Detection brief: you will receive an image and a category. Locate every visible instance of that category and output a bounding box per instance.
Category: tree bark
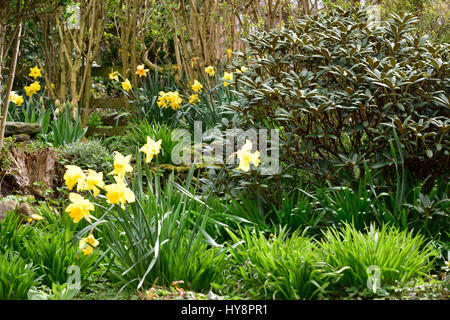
[0,21,22,149]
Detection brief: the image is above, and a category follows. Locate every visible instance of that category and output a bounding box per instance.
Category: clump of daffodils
[156,91,182,110]
[62,137,164,256]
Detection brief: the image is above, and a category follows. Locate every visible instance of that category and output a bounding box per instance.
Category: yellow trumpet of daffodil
[64,165,86,191]
[65,193,94,223]
[104,176,136,209]
[29,65,42,79]
[139,136,162,163]
[191,80,203,93]
[204,66,215,77]
[136,64,149,77]
[109,151,133,179]
[79,234,99,256]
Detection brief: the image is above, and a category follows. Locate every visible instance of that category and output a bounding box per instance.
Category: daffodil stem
[184,165,225,266]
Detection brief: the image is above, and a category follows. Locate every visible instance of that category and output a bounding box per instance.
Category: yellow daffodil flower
[109,70,119,81]
[45,82,55,90]
[64,165,86,191]
[121,78,132,92]
[236,66,247,73]
[109,152,133,179]
[80,169,105,198]
[136,64,149,77]
[65,193,94,223]
[157,91,182,110]
[189,94,200,105]
[82,245,94,255]
[223,72,233,87]
[31,213,44,221]
[226,48,232,59]
[157,91,167,108]
[79,234,99,255]
[24,81,41,97]
[236,139,260,172]
[139,136,162,163]
[27,213,44,223]
[191,80,203,93]
[29,66,42,79]
[104,176,136,209]
[24,85,34,97]
[204,66,215,77]
[9,91,24,106]
[169,91,182,110]
[30,81,41,92]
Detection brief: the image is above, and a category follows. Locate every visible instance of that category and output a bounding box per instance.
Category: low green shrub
[226,227,343,299]
[319,223,438,293]
[318,181,376,230]
[48,102,87,147]
[58,139,114,173]
[27,283,80,300]
[0,252,40,300]
[233,5,449,182]
[23,227,97,287]
[0,209,33,255]
[224,187,324,234]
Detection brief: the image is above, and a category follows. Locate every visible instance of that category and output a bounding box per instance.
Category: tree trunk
[0,21,22,149]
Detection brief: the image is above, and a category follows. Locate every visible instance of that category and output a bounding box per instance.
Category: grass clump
[319,223,438,293]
